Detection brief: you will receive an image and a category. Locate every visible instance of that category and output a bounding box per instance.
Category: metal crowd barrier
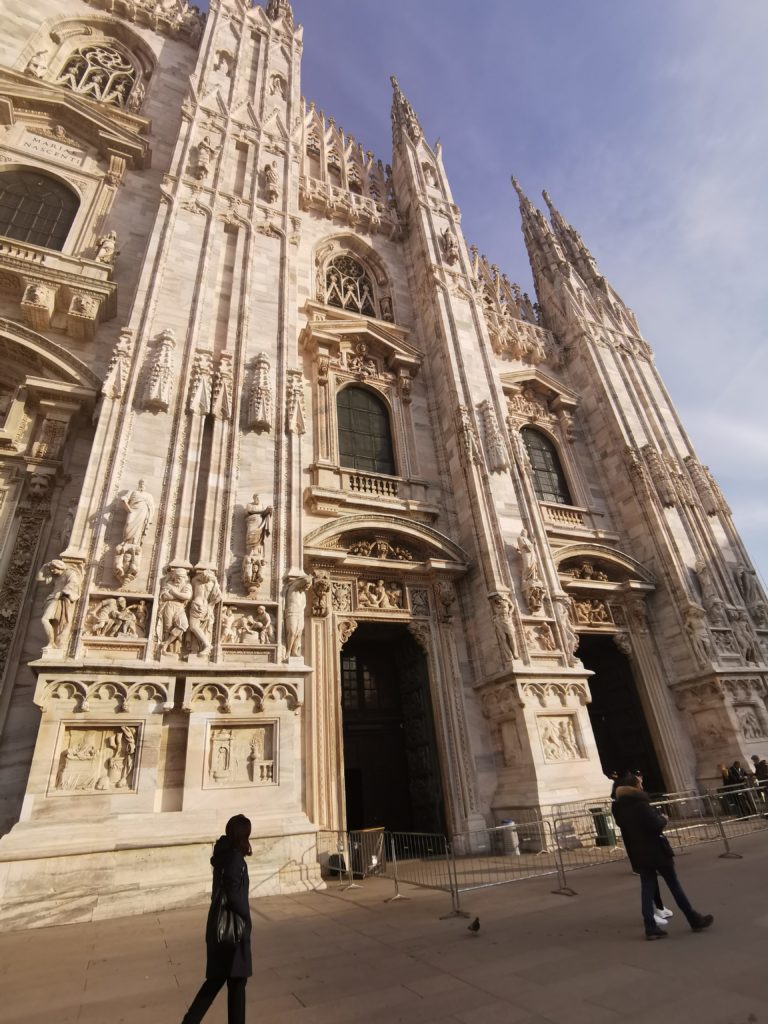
[316,784,768,910]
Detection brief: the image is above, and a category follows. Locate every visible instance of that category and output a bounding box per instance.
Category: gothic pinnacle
[390,75,423,144]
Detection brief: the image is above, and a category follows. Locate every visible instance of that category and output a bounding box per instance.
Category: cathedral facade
[0,0,766,927]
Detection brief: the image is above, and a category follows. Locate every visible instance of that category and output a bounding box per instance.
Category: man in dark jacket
[613,774,713,940]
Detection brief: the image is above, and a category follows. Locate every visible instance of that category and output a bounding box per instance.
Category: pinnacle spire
[390,75,423,145]
[266,0,294,28]
[541,188,605,289]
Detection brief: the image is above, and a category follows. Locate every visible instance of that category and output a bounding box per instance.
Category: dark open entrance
[578,634,666,794]
[340,622,446,834]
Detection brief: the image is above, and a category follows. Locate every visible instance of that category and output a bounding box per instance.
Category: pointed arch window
[57,45,137,108]
[0,170,79,251]
[521,427,572,505]
[324,254,377,317]
[337,385,395,475]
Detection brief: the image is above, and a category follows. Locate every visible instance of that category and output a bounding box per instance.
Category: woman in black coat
[181,814,253,1023]
[613,776,712,940]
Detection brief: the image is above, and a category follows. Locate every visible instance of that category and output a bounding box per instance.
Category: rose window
[57,46,137,108]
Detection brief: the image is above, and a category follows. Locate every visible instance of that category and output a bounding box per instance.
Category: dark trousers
[181,976,247,1024]
[639,863,697,933]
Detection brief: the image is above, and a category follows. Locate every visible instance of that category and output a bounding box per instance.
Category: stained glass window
[522,427,573,504]
[337,385,395,475]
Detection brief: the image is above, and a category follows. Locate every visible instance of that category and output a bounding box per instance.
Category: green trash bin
[589,806,617,847]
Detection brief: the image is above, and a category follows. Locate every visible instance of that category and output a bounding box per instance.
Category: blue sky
[291,2,768,581]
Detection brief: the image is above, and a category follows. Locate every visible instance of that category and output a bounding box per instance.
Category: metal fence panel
[449,821,558,893]
[384,831,452,892]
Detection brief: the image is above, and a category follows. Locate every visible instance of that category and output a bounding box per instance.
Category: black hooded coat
[204,835,252,979]
[612,785,674,871]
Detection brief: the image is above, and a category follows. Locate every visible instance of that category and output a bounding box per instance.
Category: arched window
[0,170,79,251]
[324,254,376,317]
[337,385,395,475]
[521,427,572,504]
[57,44,137,108]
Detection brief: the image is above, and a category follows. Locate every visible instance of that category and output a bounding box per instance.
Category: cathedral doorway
[578,634,666,794]
[339,622,446,834]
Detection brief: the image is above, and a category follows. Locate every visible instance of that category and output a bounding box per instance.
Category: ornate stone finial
[143,328,176,412]
[511,175,524,198]
[390,74,423,144]
[266,0,294,28]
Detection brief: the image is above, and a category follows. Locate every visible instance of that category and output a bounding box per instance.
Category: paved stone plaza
[3,832,767,1024]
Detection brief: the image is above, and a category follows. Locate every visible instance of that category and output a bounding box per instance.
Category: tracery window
[325,255,376,317]
[57,45,137,108]
[521,427,573,505]
[0,170,79,251]
[337,385,395,475]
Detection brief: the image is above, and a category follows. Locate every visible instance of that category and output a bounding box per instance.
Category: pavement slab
[2,832,768,1023]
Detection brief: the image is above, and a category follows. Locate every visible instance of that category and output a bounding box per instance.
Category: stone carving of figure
[220,605,237,643]
[187,568,222,655]
[97,726,136,790]
[242,495,272,596]
[490,593,517,663]
[156,564,193,655]
[263,160,279,202]
[693,559,727,625]
[114,542,140,584]
[553,594,579,664]
[95,230,119,265]
[540,720,561,761]
[284,574,312,659]
[121,480,155,547]
[195,135,219,180]
[25,50,49,78]
[557,718,580,759]
[517,527,545,613]
[244,495,272,560]
[685,605,712,669]
[436,580,457,620]
[439,227,459,265]
[126,79,145,113]
[312,571,331,616]
[60,500,77,549]
[144,329,176,413]
[735,563,768,626]
[38,560,83,649]
[357,579,402,610]
[238,606,274,644]
[729,609,758,665]
[738,707,763,740]
[532,623,557,651]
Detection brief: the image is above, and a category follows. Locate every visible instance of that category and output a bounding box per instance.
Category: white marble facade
[0,0,765,929]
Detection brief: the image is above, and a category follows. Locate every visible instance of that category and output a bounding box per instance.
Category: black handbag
[214,869,246,946]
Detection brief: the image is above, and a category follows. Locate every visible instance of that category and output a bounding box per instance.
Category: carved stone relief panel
[331,581,352,612]
[220,603,277,646]
[205,722,276,788]
[356,578,404,611]
[84,595,149,638]
[735,705,765,741]
[572,598,613,627]
[537,715,583,762]
[52,724,139,794]
[409,587,429,617]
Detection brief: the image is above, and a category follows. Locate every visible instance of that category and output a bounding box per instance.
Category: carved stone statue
[439,227,459,265]
[126,79,145,113]
[284,574,312,659]
[144,329,176,413]
[95,230,119,265]
[156,564,192,655]
[517,528,545,613]
[121,480,155,547]
[263,160,279,203]
[187,569,222,655]
[87,596,144,638]
[312,570,331,616]
[25,51,49,79]
[38,560,83,649]
[685,605,712,668]
[194,135,219,180]
[237,606,274,644]
[729,608,758,665]
[693,559,727,625]
[114,542,140,584]
[242,495,272,596]
[490,593,517,663]
[735,563,768,626]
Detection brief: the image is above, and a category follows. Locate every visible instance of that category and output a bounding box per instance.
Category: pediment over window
[500,368,579,410]
[0,72,150,169]
[555,543,655,590]
[304,514,470,574]
[300,301,421,378]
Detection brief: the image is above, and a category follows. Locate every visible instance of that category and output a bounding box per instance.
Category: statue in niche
[60,500,77,549]
[242,495,272,596]
[735,563,768,626]
[194,135,219,180]
[693,559,727,625]
[156,565,192,655]
[25,50,49,78]
[114,542,139,584]
[729,609,758,664]
[284,574,313,659]
[94,230,119,265]
[439,227,459,265]
[263,161,279,203]
[517,528,545,613]
[490,593,517,662]
[187,568,222,655]
[38,560,83,649]
[121,480,154,547]
[685,605,712,668]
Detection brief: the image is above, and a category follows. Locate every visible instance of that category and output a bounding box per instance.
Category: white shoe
[653,913,669,928]
[657,908,674,919]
